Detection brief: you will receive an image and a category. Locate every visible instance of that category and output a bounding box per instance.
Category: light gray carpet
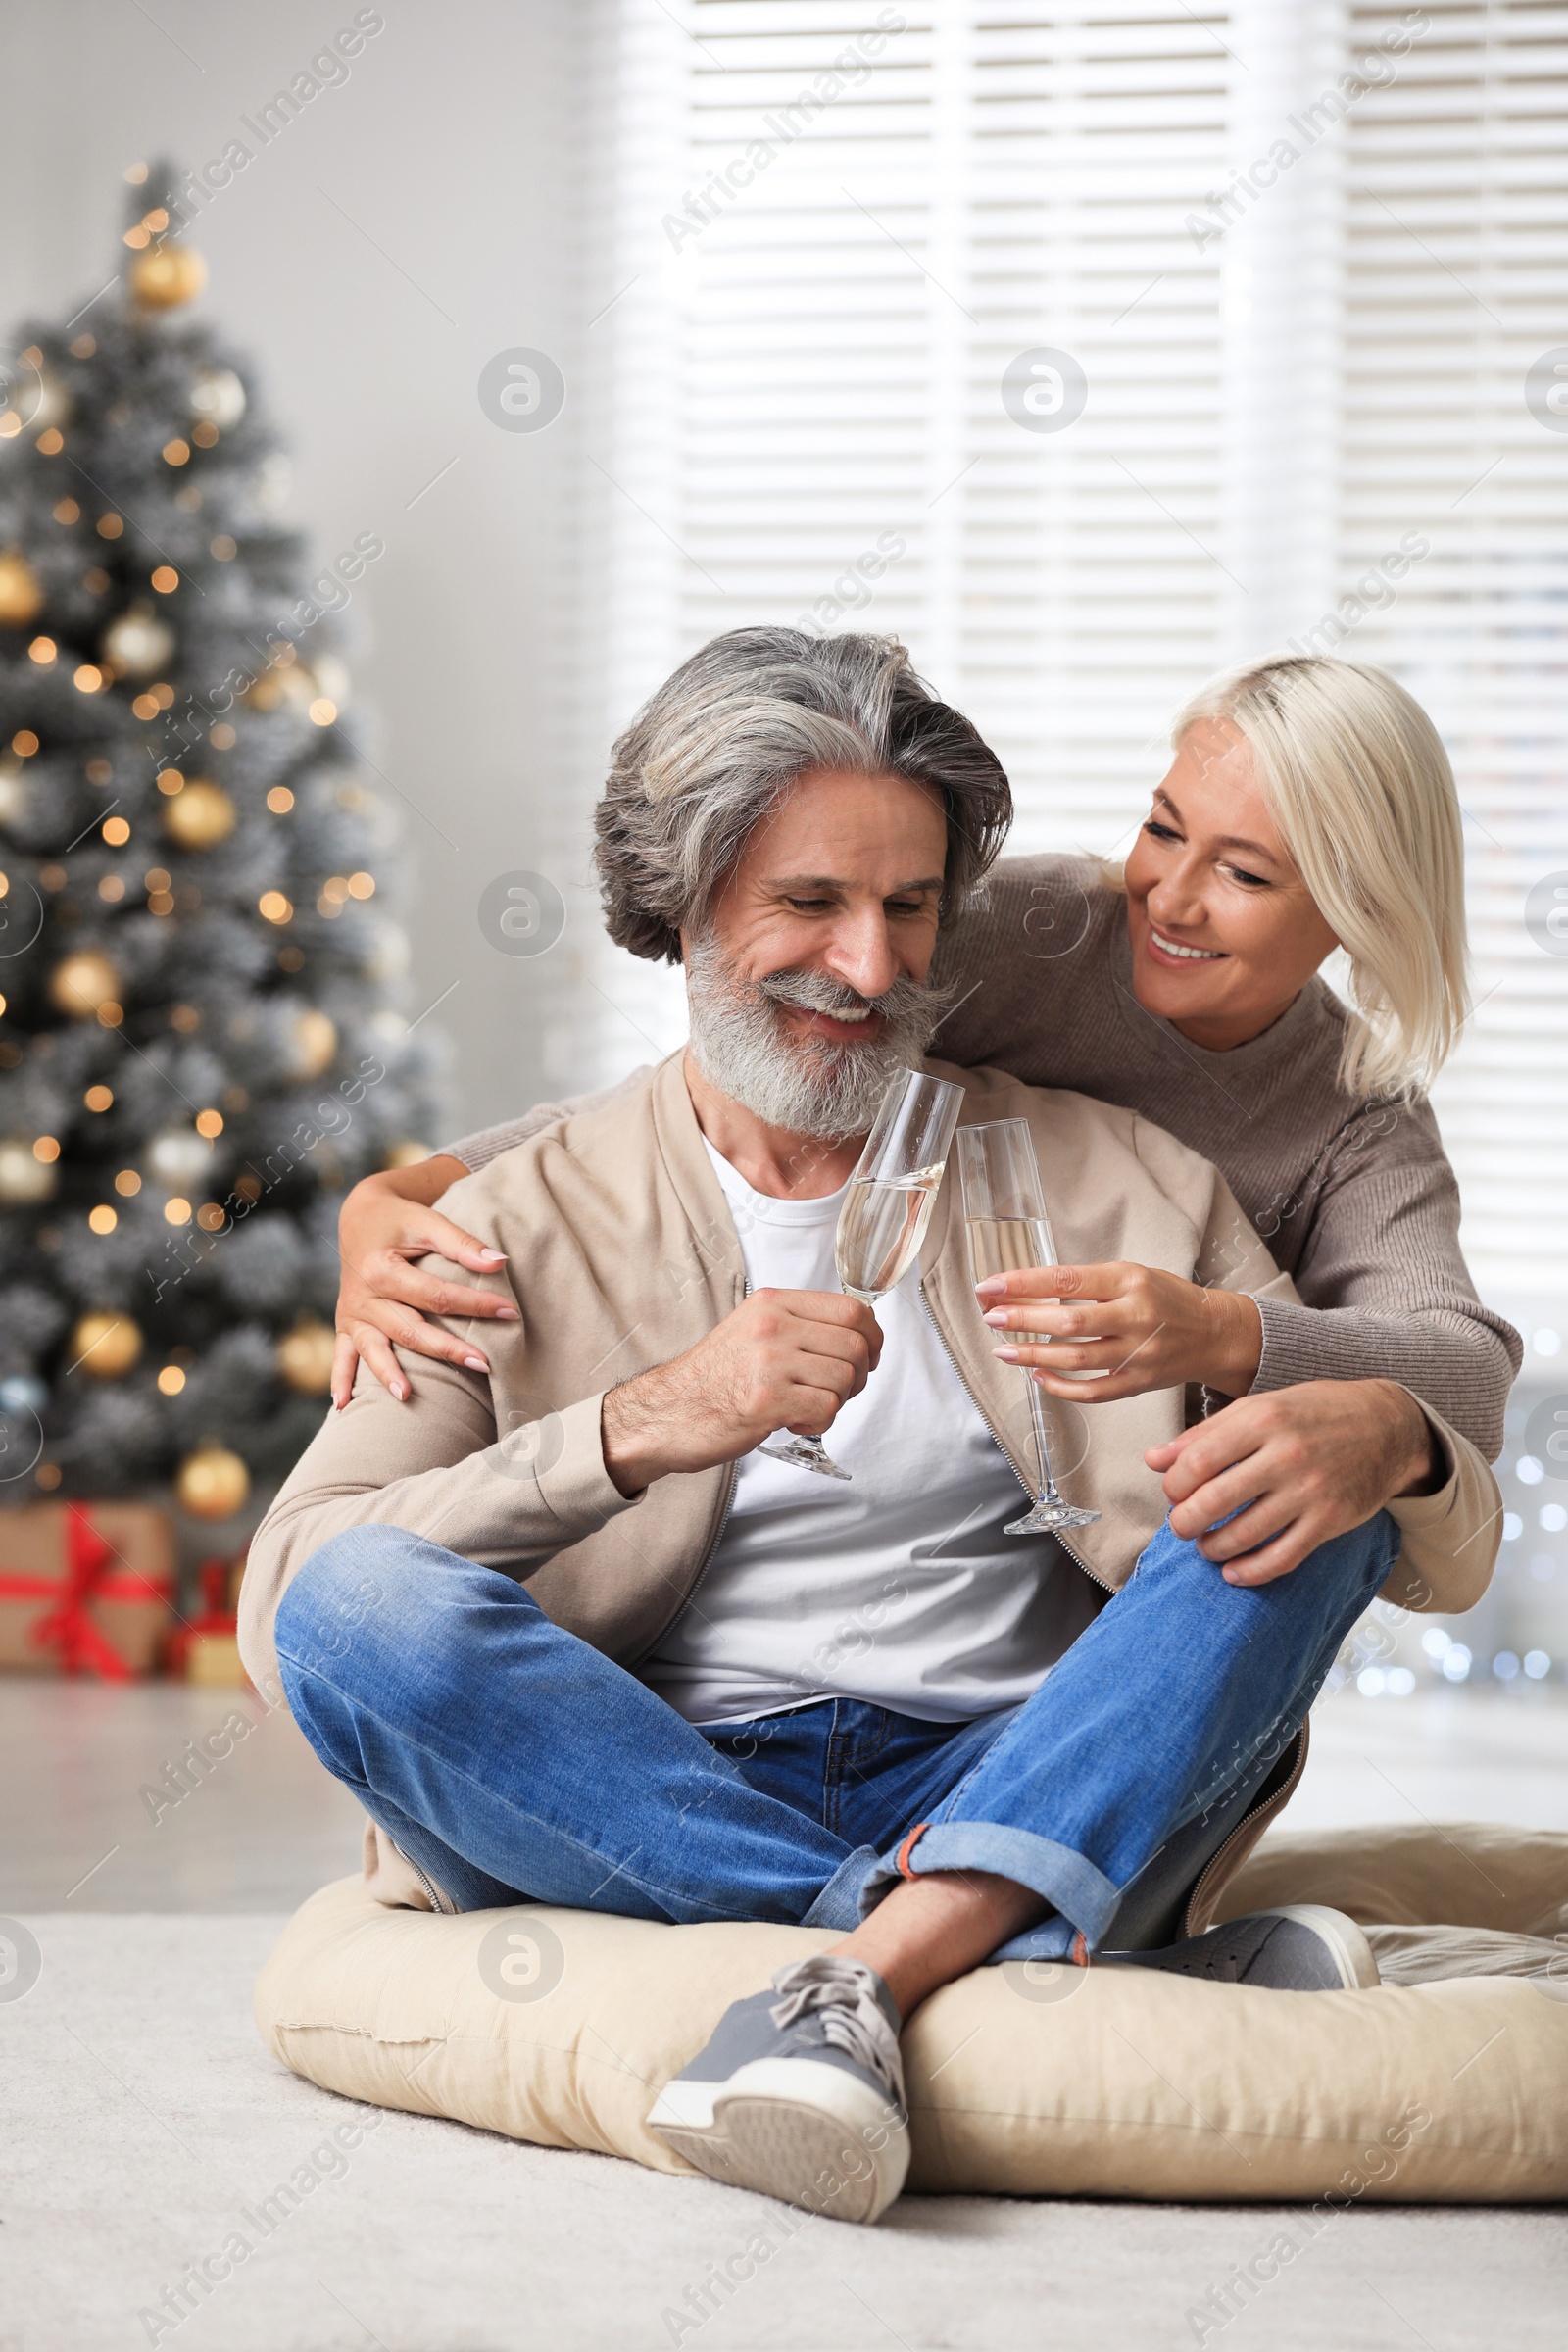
[6,1910,1566,2352]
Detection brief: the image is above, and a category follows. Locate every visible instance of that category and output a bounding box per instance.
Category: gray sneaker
[647,1953,909,2224]
[1109,1904,1380,1990]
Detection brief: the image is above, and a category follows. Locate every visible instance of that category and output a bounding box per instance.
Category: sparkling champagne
[966,1213,1101,1376]
[965,1215,1054,1330]
[836,1165,945,1303]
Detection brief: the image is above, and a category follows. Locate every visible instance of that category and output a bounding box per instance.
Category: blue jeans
[275,1510,1398,1961]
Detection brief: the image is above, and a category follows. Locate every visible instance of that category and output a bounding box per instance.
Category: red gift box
[167,1558,249,1686]
[0,1500,176,1678]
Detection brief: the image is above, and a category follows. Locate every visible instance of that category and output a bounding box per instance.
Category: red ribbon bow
[27,1504,135,1680]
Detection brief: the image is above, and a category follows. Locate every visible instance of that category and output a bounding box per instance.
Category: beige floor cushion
[255,1822,1568,2204]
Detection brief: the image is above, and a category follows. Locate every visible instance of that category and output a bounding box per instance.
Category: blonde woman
[332,654,1518,1479]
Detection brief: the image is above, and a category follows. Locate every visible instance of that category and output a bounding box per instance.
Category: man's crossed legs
[276,1509,1397,2220]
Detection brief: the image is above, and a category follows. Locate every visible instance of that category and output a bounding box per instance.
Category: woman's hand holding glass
[976,1261,1262,1402]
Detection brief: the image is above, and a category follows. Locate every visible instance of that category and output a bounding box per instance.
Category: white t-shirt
[639,1141,1102,1727]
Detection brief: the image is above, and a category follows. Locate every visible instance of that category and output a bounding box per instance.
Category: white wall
[1,0,590,1139]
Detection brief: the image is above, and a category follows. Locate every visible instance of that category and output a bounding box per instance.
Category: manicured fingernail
[982,1308,1009,1325]
[464,1355,488,1372]
[392,1381,408,1401]
[974,1276,1004,1295]
[494,1305,518,1320]
[992,1346,1021,1363]
[477,1249,506,1263]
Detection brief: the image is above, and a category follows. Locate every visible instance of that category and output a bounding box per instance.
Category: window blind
[1331,2,1568,1306]
[560,0,1568,1306]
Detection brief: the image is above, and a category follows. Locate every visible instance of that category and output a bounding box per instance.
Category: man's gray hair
[593,628,1013,964]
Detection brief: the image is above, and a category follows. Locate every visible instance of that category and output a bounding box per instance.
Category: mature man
[241,629,1497,2226]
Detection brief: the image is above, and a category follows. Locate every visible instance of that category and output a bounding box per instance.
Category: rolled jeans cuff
[858,1821,1121,1949]
[803,1844,882,1931]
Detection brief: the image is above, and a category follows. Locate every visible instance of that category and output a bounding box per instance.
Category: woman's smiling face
[1122,716,1342,1051]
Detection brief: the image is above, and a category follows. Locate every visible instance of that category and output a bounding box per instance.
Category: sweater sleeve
[442,1065,654,1172]
[238,1250,640,1696]
[1250,1099,1520,1462]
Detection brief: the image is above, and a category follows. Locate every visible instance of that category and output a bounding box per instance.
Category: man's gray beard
[685,937,952,1144]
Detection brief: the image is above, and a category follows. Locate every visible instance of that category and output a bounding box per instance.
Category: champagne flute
[760,1067,966,1479]
[956,1117,1102,1535]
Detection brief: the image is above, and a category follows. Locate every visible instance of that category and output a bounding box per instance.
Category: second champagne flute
[759,1067,966,1479]
[956,1116,1102,1535]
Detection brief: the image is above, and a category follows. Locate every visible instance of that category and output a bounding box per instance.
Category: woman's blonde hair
[1171,655,1469,1100]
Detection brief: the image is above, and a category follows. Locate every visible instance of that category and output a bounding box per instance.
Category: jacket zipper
[1181,1718,1311,1938]
[393,1839,455,1916]
[918,1279,1114,1593]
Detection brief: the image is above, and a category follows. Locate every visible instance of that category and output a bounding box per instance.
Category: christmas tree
[0,162,442,1519]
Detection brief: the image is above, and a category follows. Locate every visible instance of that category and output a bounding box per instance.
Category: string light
[150,565,178,593]
[84,1086,113,1111]
[114,1170,141,1196]
[88,1205,117,1235]
[103,817,130,845]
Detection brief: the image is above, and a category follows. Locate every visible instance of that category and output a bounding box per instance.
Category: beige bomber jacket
[241,1054,1501,1913]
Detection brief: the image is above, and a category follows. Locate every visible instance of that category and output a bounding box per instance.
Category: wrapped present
[167,1558,249,1687]
[0,1500,175,1678]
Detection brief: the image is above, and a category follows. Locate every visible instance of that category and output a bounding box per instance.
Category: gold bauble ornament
[190,366,246,430]
[284,1006,338,1081]
[162,778,235,850]
[25,370,72,434]
[0,1137,57,1204]
[101,603,175,679]
[129,243,208,311]
[275,1318,336,1396]
[148,1124,213,1193]
[49,949,122,1019]
[175,1443,250,1520]
[0,548,44,628]
[71,1311,143,1381]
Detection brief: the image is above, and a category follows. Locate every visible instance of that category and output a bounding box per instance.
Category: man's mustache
[758,967,949,1025]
